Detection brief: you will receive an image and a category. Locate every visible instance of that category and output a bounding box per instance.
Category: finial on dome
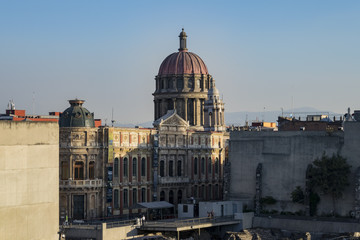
[179,28,188,52]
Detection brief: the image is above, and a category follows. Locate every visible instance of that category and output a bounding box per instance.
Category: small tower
[204,83,225,132]
[178,28,188,52]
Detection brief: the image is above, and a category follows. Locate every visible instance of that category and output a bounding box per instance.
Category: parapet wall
[0,121,59,240]
[253,216,360,234]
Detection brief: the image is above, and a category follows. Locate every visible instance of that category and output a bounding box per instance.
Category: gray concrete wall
[229,125,360,216]
[253,216,360,234]
[0,121,59,240]
[102,223,138,240]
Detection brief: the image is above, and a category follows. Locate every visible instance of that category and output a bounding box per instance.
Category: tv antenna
[111,107,115,127]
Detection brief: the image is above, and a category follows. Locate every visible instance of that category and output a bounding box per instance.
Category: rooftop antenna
[245,114,248,127]
[281,107,284,117]
[111,107,115,127]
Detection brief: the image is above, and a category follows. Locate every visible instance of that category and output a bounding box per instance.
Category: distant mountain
[225,107,342,126]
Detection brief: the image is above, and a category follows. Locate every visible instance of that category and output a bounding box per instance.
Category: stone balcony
[159,176,190,184]
[60,179,103,190]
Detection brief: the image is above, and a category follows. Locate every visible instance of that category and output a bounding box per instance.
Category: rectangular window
[133,189,137,205]
[141,188,146,202]
[114,158,119,178]
[141,158,146,177]
[183,205,188,213]
[123,189,128,207]
[169,161,173,177]
[114,189,119,209]
[123,158,128,177]
[132,158,137,177]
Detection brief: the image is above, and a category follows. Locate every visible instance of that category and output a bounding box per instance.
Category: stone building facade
[59,29,228,221]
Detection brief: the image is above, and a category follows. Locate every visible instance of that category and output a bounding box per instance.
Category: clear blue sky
[1,1,359,124]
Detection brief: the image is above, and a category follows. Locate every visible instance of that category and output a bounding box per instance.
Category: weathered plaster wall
[0,121,59,240]
[229,126,360,215]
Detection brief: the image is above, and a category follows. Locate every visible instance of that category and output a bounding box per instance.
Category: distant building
[277,114,342,131]
[0,121,59,240]
[0,99,101,126]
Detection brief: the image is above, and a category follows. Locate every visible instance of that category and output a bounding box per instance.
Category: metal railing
[158,176,190,184]
[106,219,137,229]
[143,215,236,228]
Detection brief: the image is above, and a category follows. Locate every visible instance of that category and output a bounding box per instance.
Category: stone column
[161,99,166,117]
[153,100,158,121]
[192,99,196,126]
[184,98,188,122]
[172,98,176,111]
[201,99,204,126]
[195,98,199,126]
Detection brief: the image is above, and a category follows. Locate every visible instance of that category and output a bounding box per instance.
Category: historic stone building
[59,29,228,221]
[153,29,228,206]
[59,100,104,220]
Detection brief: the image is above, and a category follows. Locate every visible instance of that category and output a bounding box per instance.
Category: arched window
[215,158,219,174]
[177,160,182,177]
[141,157,146,177]
[160,191,165,201]
[176,78,183,90]
[123,158,128,177]
[169,161,173,177]
[169,190,174,204]
[194,158,198,175]
[123,189,128,207]
[208,158,212,174]
[201,158,205,175]
[89,161,95,179]
[114,158,119,178]
[132,158,137,176]
[168,79,173,89]
[141,188,146,202]
[114,189,119,209]
[74,161,84,180]
[61,162,69,180]
[160,160,165,177]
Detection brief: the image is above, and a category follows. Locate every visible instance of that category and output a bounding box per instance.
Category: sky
[1,1,359,125]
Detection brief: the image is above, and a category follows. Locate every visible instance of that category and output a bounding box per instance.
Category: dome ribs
[158,51,208,76]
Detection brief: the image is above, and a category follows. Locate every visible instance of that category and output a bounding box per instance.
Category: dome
[158,28,209,76]
[158,51,208,75]
[59,99,95,127]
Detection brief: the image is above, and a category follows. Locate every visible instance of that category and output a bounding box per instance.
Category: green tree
[291,186,304,204]
[308,153,351,215]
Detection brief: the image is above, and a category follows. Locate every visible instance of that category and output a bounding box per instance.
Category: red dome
[158,51,209,76]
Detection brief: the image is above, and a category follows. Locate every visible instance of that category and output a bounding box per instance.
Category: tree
[308,153,351,215]
[291,186,304,204]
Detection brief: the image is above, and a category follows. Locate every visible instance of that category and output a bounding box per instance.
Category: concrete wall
[229,126,360,216]
[199,201,242,218]
[102,223,138,240]
[178,203,194,218]
[253,216,360,234]
[0,121,59,240]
